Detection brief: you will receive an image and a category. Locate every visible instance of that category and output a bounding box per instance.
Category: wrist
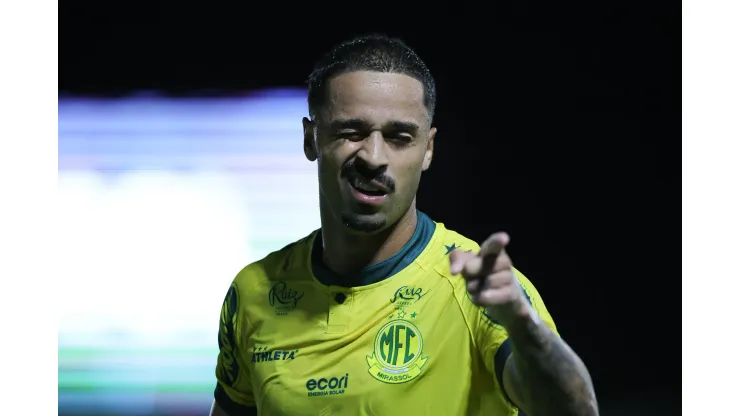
[496,300,540,336]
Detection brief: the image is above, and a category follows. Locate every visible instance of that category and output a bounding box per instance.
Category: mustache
[341,160,396,193]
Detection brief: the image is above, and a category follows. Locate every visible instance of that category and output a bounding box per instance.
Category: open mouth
[348,176,388,197]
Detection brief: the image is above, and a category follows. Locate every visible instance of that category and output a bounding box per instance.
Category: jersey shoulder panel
[420,223,485,340]
[423,224,557,341]
[413,221,480,276]
[425,223,557,331]
[232,231,317,291]
[427,222,481,299]
[227,231,317,332]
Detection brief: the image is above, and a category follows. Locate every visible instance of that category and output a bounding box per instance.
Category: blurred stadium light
[58,90,320,415]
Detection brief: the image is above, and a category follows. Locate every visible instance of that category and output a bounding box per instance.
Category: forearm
[504,312,598,416]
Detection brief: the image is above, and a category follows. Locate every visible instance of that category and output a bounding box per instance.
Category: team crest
[366,319,428,384]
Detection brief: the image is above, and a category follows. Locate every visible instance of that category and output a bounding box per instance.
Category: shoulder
[425,222,555,331]
[420,222,482,315]
[424,221,480,286]
[231,230,317,295]
[435,223,481,254]
[428,221,543,296]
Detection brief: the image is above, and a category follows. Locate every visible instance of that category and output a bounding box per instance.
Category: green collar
[311,211,436,287]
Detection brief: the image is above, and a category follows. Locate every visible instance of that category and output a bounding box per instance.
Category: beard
[340,211,388,233]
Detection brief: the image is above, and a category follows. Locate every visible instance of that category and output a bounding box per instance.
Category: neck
[320,204,418,276]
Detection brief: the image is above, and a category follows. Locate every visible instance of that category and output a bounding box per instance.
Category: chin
[340,211,389,234]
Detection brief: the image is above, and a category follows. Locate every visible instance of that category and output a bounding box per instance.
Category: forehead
[323,71,428,125]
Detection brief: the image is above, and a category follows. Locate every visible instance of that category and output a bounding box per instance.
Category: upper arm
[502,353,527,412]
[475,269,559,407]
[214,282,257,415]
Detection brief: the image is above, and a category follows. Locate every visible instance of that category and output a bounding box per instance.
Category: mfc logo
[367,320,428,384]
[305,374,349,397]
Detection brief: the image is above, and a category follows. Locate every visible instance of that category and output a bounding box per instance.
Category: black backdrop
[61,2,678,414]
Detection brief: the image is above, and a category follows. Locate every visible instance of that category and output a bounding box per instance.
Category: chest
[243,281,482,415]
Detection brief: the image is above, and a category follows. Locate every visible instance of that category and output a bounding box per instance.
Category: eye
[336,131,364,141]
[386,134,413,144]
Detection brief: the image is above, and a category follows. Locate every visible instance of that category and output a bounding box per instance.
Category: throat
[312,208,435,287]
[324,212,417,275]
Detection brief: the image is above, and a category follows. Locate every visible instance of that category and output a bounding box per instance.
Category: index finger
[478,232,510,272]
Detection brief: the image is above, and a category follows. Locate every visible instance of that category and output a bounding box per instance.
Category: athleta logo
[305,373,349,397]
[268,281,304,315]
[367,320,428,384]
[251,346,299,363]
[390,285,424,308]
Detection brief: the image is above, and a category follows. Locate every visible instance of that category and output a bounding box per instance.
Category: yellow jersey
[215,212,558,415]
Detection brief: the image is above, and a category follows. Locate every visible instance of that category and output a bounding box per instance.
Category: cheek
[317,152,351,193]
[318,140,357,170]
[317,159,340,184]
[394,156,426,192]
[317,145,342,168]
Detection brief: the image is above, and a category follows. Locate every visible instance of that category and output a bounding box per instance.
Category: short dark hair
[307,34,436,121]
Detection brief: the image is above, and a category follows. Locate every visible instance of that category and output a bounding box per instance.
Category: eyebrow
[329,118,421,135]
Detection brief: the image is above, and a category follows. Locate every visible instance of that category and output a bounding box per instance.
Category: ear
[303,117,317,161]
[421,127,436,171]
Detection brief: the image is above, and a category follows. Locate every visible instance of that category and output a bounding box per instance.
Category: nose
[356,132,389,171]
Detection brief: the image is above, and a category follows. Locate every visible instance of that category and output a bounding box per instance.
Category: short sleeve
[214,282,256,413]
[474,268,559,402]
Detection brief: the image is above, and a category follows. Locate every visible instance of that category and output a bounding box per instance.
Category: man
[210,34,598,416]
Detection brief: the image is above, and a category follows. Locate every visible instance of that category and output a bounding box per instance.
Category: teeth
[353,178,383,193]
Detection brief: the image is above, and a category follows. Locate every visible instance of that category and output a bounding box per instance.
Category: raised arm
[501,307,597,416]
[451,232,598,416]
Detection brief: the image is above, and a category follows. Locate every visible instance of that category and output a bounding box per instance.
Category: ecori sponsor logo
[305,373,349,397]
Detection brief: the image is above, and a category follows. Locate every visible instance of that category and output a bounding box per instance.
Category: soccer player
[210,35,598,416]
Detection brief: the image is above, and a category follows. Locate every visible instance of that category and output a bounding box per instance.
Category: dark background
[61,1,677,414]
